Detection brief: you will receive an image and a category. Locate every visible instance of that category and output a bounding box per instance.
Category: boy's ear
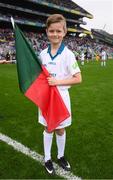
[46,29,48,35]
[64,29,67,36]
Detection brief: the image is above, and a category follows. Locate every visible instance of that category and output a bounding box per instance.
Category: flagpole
[10,16,15,29]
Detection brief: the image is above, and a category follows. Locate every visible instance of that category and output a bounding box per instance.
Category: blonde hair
[46,14,67,32]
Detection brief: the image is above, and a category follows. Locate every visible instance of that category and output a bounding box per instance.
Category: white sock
[81,61,84,65]
[56,131,66,159]
[101,62,103,66]
[104,61,106,66]
[43,131,53,162]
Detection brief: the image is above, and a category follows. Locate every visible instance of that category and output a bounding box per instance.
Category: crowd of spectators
[0,28,15,63]
[0,28,113,64]
[64,35,113,60]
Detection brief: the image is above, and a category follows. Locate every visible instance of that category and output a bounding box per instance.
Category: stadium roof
[26,0,93,19]
[0,0,93,35]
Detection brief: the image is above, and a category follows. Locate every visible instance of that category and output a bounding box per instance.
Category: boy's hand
[47,77,59,86]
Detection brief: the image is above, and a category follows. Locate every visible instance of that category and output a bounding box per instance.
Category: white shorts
[102,57,106,61]
[38,89,72,129]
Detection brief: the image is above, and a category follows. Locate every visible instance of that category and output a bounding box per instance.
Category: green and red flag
[12,21,70,132]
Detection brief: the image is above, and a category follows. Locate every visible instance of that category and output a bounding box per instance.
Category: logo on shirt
[50,73,56,77]
[48,62,56,65]
[72,61,78,69]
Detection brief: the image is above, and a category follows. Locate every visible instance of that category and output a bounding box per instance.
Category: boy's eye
[49,30,62,33]
[49,30,54,33]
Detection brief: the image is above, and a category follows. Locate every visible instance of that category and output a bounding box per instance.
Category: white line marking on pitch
[0,132,81,180]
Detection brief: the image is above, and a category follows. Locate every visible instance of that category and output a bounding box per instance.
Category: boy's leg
[43,129,53,162]
[56,128,66,159]
[104,61,106,66]
[55,128,71,171]
[101,60,103,66]
[43,128,55,174]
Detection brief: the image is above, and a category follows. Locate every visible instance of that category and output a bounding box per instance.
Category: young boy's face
[46,22,66,46]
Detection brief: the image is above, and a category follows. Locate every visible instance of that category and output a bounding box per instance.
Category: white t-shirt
[40,45,81,90]
[101,51,107,60]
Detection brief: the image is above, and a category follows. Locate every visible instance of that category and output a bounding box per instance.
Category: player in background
[80,51,85,65]
[101,49,107,66]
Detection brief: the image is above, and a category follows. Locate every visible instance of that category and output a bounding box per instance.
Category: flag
[13,23,70,132]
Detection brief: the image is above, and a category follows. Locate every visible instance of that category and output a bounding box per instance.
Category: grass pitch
[0,60,113,179]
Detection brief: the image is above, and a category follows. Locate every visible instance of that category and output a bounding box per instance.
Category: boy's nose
[53,31,57,36]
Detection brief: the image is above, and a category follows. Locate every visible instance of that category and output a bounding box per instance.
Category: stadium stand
[91,29,113,46]
[0,0,113,62]
[0,0,93,32]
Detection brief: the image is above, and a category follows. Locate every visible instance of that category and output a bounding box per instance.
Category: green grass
[0,60,113,179]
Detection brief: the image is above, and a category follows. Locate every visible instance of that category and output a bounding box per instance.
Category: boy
[80,50,85,65]
[101,49,107,66]
[39,14,82,175]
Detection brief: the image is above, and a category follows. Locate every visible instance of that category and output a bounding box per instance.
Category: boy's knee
[44,127,65,135]
[55,128,65,136]
[44,127,54,134]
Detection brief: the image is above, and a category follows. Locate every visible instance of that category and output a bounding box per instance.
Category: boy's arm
[47,72,82,86]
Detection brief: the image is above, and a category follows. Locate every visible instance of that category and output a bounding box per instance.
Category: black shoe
[58,156,71,171]
[45,160,55,175]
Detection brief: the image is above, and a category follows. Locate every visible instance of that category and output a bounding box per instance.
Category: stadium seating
[0,28,113,61]
[0,0,113,62]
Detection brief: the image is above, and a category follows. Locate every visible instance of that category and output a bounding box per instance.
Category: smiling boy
[39,14,82,175]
